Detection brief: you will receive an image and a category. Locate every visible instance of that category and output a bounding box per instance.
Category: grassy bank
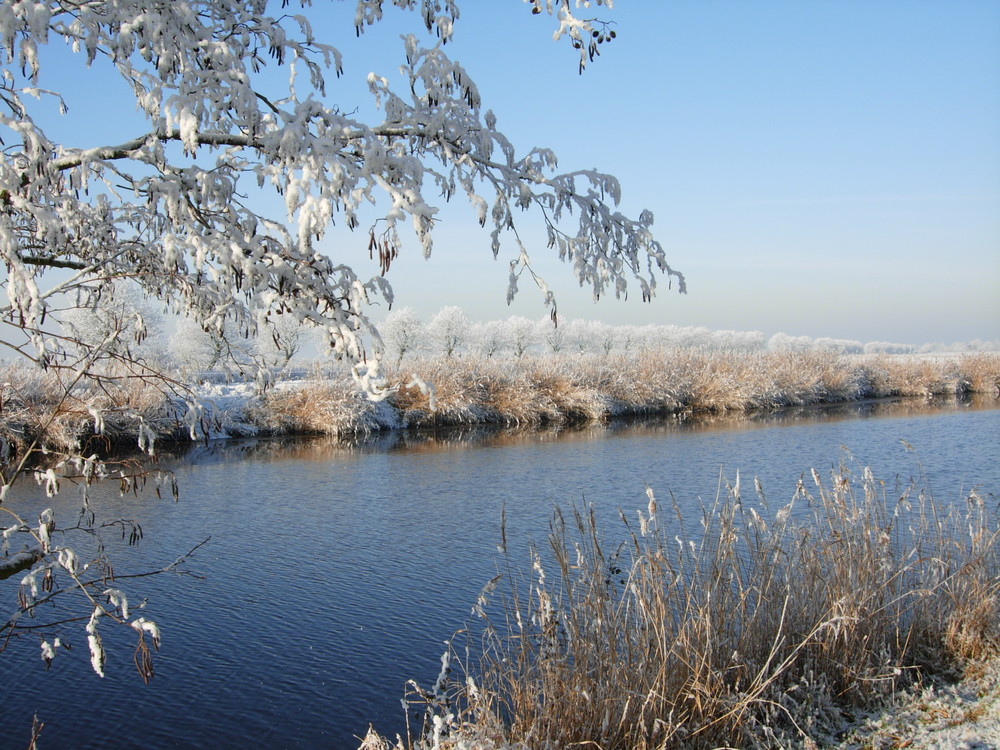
[362,464,1000,749]
[2,351,999,456]
[260,351,1000,435]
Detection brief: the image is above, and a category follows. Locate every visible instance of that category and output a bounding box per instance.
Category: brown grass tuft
[389,464,1000,750]
[251,379,385,436]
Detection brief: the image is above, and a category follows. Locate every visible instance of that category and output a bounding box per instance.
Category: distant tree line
[378,306,998,365]
[51,287,997,375]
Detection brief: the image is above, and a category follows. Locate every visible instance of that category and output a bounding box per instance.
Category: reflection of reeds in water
[368,465,999,750]
[151,391,997,469]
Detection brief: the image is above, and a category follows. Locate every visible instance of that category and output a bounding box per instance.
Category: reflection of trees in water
[160,393,998,469]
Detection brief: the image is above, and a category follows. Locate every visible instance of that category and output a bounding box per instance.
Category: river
[2,397,998,749]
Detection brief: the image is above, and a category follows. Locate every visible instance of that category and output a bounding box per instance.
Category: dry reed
[391,464,1000,750]
[0,363,176,462]
[4,352,998,452]
[247,378,387,436]
[380,351,1000,430]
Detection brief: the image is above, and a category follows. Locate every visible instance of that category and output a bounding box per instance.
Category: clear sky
[20,0,1000,347]
[321,0,1000,346]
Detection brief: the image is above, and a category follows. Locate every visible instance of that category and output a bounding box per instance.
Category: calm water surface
[2,398,998,748]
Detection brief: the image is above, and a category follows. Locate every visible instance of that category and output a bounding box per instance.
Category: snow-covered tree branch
[1,0,683,387]
[0,0,684,681]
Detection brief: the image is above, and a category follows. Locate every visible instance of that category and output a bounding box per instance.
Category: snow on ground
[187,381,261,438]
[820,658,1000,750]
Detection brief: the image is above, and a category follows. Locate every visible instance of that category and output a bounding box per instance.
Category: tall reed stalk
[382,464,999,750]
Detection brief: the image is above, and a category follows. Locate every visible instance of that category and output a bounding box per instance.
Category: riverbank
[823,656,1000,749]
[236,350,1000,437]
[1,351,998,458]
[357,657,1000,749]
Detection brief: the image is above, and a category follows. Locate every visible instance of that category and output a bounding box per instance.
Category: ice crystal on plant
[130,617,161,648]
[40,638,60,668]
[104,588,129,619]
[86,607,105,677]
[56,547,79,575]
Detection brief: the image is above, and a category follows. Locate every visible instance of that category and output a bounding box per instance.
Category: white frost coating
[775,499,794,526]
[130,617,161,648]
[21,567,41,599]
[2,522,21,555]
[57,547,79,575]
[103,588,129,619]
[86,606,105,677]
[0,0,681,399]
[37,508,54,552]
[404,373,436,412]
[40,638,58,666]
[0,0,684,684]
[34,469,58,498]
[87,407,105,435]
[136,418,156,456]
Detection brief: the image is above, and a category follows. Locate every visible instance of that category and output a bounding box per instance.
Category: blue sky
[21,1,1000,346]
[325,0,1000,346]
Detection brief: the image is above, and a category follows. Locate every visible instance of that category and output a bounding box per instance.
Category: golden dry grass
[388,464,1000,750]
[248,378,385,436]
[375,351,999,428]
[3,352,998,451]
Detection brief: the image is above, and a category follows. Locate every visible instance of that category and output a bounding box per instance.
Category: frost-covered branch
[2,0,681,388]
[0,0,682,680]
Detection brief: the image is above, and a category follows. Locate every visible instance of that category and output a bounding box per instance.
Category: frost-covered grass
[0,362,177,463]
[385,350,1000,427]
[363,465,1000,750]
[377,350,1000,429]
[2,352,999,458]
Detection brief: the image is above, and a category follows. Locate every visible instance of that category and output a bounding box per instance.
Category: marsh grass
[0,362,176,461]
[246,377,388,436]
[4,352,998,453]
[379,352,999,431]
[388,465,999,750]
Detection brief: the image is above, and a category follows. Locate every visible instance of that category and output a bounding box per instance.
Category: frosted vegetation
[1,301,998,449]
[383,306,1000,362]
[0,1,997,748]
[0,0,686,696]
